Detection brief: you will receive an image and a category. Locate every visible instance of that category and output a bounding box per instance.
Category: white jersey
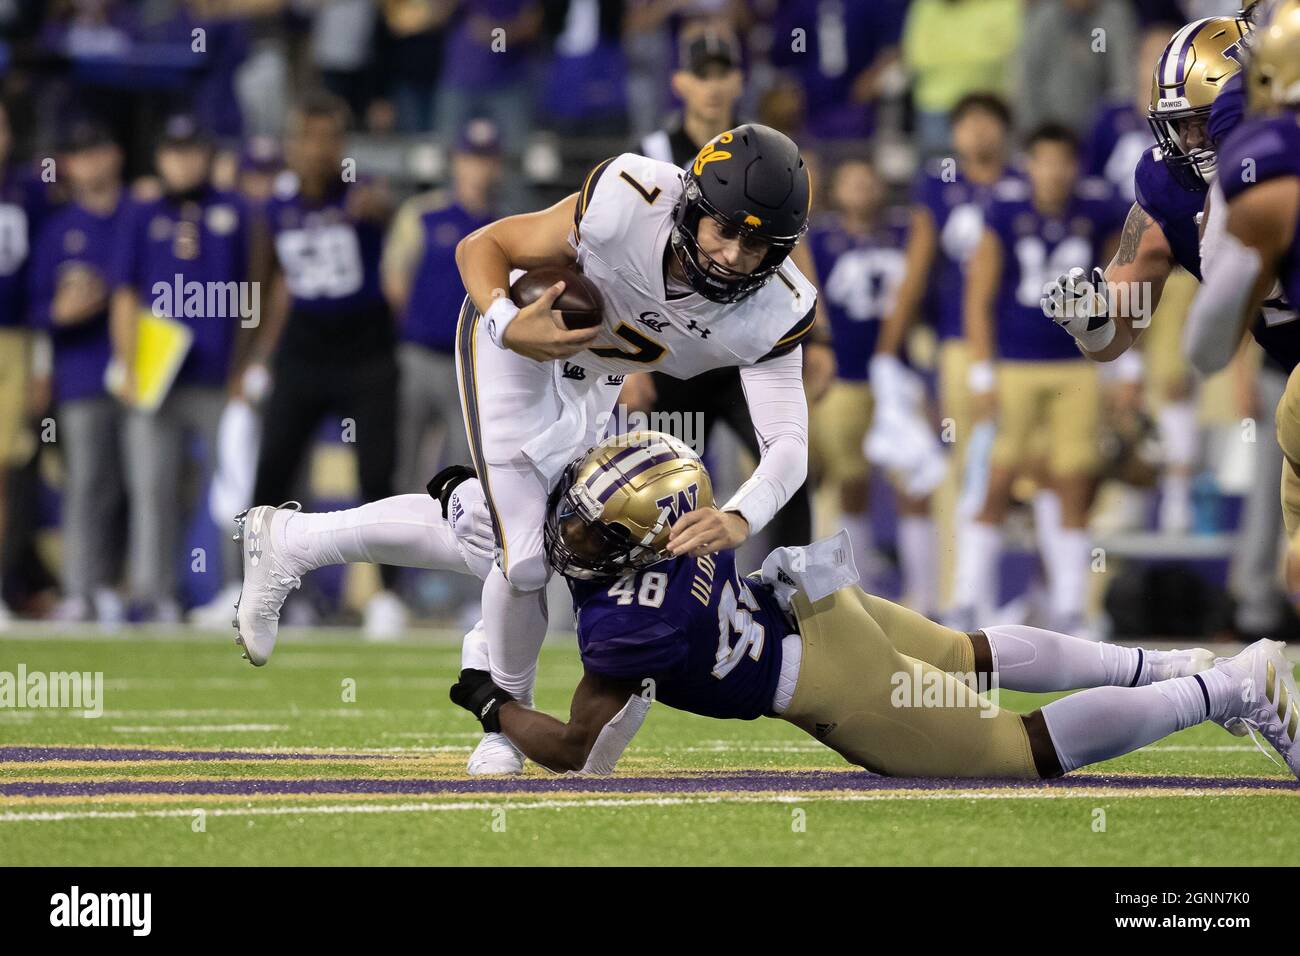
[566,152,818,381]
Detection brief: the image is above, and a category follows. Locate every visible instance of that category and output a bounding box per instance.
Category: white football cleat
[232,502,303,666]
[467,732,525,775]
[362,589,408,642]
[1213,639,1300,779]
[1146,647,1215,682]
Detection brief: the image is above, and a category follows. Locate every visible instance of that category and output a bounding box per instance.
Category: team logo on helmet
[692,132,733,176]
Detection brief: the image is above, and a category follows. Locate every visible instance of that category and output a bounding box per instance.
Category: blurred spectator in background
[1082,26,1171,202]
[802,159,914,604]
[637,26,742,165]
[308,0,380,128]
[382,118,499,497]
[1018,0,1138,137]
[768,0,906,142]
[234,134,283,205]
[541,0,628,137]
[379,0,457,134]
[250,91,404,638]
[109,114,253,623]
[902,0,1022,156]
[437,0,542,155]
[29,118,130,625]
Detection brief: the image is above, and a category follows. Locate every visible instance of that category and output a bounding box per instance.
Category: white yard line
[1,787,1291,824]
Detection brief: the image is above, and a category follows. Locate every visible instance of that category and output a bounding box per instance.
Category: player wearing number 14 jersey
[954,124,1127,634]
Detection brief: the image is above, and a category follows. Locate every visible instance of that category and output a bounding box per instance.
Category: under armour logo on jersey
[562,362,586,381]
[686,319,711,339]
[605,374,624,386]
[637,311,669,333]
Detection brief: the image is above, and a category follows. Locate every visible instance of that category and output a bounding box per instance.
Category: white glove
[869,353,925,416]
[1041,266,1115,351]
[447,478,495,578]
[865,402,947,497]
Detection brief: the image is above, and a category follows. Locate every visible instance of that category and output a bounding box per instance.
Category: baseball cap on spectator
[158,113,211,149]
[59,117,113,153]
[240,134,282,172]
[456,118,501,156]
[678,29,741,77]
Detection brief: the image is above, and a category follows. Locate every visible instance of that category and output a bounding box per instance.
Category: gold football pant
[782,586,1041,778]
[1276,363,1300,536]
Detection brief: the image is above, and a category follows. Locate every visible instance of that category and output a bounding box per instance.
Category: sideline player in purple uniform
[28,120,131,624]
[443,430,1296,782]
[246,91,405,638]
[1186,1,1300,592]
[802,158,927,610]
[956,124,1126,635]
[109,114,252,621]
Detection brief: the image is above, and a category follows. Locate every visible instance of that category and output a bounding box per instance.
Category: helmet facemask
[1148,109,1217,188]
[670,176,802,304]
[544,462,674,581]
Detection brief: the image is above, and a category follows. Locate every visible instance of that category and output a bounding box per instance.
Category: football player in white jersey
[232,124,819,775]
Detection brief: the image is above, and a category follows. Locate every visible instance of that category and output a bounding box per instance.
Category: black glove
[427,464,478,520]
[449,668,514,733]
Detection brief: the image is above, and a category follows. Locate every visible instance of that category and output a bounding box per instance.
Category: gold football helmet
[1248,0,1300,110]
[544,430,714,580]
[1149,16,1248,187]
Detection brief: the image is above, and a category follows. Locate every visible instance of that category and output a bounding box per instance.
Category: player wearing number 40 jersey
[446,430,1300,783]
[232,124,819,778]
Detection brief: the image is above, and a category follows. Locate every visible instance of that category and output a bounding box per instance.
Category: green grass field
[1,630,1297,866]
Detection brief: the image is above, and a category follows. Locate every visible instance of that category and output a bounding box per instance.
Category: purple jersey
[985,177,1127,361]
[569,549,791,721]
[441,0,535,91]
[29,197,129,403]
[402,202,490,354]
[1083,101,1154,202]
[111,187,249,388]
[807,211,907,381]
[1218,113,1300,370]
[0,169,42,329]
[1208,72,1246,147]
[1134,146,1205,279]
[912,162,1021,341]
[265,175,392,360]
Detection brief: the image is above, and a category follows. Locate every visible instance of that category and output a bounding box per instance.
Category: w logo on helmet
[692,132,733,176]
[654,483,701,524]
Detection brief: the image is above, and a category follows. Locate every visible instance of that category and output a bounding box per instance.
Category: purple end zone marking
[0,746,388,763]
[3,770,1295,799]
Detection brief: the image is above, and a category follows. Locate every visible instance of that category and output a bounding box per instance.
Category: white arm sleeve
[724,347,810,534]
[576,693,652,775]
[1184,231,1263,376]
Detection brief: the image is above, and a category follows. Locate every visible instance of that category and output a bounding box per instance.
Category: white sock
[482,565,546,705]
[1032,490,1062,593]
[461,619,489,671]
[983,623,1149,691]
[282,495,468,574]
[1048,528,1091,625]
[954,521,1001,618]
[1040,670,1231,772]
[1159,400,1198,468]
[898,515,937,616]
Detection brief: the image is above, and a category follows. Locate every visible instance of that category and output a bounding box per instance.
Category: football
[509,264,604,329]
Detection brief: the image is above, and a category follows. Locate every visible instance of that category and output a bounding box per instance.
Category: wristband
[967,360,996,394]
[484,296,520,349]
[1075,316,1117,353]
